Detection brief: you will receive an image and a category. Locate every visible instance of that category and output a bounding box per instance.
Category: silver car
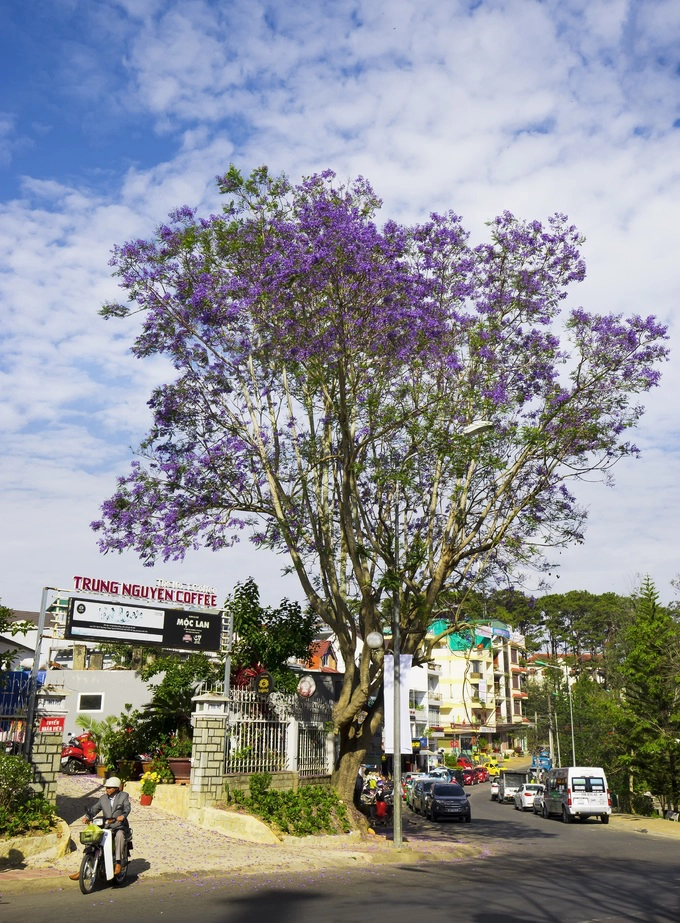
[411,778,439,815]
[532,787,545,815]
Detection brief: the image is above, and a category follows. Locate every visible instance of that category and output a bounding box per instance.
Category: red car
[462,767,476,785]
[456,756,473,769]
[473,765,489,783]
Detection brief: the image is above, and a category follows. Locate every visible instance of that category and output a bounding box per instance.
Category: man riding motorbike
[69,776,131,880]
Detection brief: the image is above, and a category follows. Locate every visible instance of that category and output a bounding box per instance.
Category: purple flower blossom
[93,165,668,685]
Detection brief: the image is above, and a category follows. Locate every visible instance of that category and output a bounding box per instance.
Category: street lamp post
[535,659,576,766]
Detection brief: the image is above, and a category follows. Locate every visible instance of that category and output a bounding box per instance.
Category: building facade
[408,621,529,760]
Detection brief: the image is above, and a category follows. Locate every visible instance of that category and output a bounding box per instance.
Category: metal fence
[0,671,32,745]
[297,725,328,776]
[224,688,332,776]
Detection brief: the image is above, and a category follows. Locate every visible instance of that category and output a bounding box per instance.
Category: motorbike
[3,740,23,755]
[77,817,132,894]
[61,732,98,774]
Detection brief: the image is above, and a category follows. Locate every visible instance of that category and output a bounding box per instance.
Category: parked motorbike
[3,740,23,755]
[61,732,98,774]
[77,817,131,894]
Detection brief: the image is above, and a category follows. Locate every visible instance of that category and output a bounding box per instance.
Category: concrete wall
[223,771,332,797]
[43,668,156,737]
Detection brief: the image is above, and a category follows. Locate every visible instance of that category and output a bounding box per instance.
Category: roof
[306,639,341,674]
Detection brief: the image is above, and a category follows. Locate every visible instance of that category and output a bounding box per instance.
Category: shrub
[229,773,351,837]
[0,753,58,837]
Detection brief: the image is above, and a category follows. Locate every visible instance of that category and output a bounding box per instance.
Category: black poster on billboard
[66,597,222,652]
[162,609,222,652]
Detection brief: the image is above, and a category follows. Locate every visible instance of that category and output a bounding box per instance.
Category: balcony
[427,663,442,674]
[428,691,442,701]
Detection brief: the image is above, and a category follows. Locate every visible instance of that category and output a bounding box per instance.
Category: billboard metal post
[23,586,56,758]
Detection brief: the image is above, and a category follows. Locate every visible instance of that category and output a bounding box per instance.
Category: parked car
[405,773,428,807]
[411,778,438,815]
[456,756,473,769]
[462,767,476,786]
[514,783,545,811]
[532,787,545,815]
[428,768,451,781]
[473,765,489,783]
[427,782,471,823]
[490,779,500,801]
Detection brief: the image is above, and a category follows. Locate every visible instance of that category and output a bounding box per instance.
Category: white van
[542,766,611,824]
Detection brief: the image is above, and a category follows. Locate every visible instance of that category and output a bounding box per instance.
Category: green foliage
[618,577,680,810]
[156,733,193,757]
[100,704,146,768]
[75,713,120,765]
[0,599,33,676]
[229,772,351,836]
[0,753,58,836]
[139,652,220,744]
[0,751,33,810]
[226,578,318,692]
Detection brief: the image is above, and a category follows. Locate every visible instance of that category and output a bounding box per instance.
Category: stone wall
[29,725,63,804]
[187,713,228,814]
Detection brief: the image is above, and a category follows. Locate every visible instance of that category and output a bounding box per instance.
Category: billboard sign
[65,597,222,652]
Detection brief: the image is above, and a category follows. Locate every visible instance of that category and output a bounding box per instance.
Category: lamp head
[365,631,384,650]
[462,420,494,436]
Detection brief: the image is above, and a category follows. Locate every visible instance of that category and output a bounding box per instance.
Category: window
[513,700,522,715]
[572,776,605,793]
[78,693,103,712]
[511,648,518,664]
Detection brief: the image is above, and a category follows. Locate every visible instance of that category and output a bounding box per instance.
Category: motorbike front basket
[80,823,104,845]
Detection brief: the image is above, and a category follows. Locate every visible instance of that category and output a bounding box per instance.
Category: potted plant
[139,770,160,805]
[102,706,145,781]
[161,734,193,783]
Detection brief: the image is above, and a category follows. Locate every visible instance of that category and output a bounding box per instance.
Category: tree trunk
[332,726,369,804]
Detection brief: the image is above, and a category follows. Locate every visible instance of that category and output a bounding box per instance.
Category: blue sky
[2,0,680,612]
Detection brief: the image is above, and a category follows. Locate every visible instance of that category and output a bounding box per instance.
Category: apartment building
[408,621,529,758]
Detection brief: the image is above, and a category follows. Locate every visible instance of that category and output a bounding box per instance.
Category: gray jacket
[85,790,131,831]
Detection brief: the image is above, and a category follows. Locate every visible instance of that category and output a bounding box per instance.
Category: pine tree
[620,577,680,812]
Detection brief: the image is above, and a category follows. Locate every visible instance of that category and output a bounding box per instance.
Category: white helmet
[104,777,121,788]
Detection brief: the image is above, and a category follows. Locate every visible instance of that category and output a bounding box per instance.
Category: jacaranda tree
[93,166,668,798]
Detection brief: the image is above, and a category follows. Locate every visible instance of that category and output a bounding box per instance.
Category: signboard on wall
[38,716,65,734]
[65,597,222,652]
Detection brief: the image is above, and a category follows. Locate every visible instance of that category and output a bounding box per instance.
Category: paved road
[3,781,680,922]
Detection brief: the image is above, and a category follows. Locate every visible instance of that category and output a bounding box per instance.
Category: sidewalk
[0,774,478,894]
